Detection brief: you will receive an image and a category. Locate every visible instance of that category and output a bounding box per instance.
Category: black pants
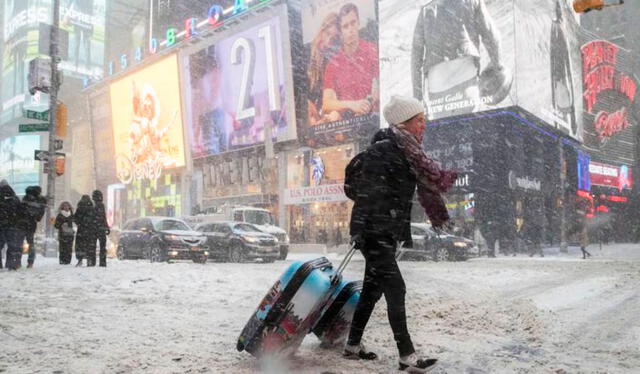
[347,235,415,357]
[76,233,96,264]
[97,234,107,267]
[26,230,36,265]
[59,236,74,264]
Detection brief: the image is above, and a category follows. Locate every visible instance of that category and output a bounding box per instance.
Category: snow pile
[1,244,638,373]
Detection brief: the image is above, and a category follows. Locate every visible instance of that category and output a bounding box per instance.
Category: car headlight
[243,236,261,243]
[285,234,290,243]
[164,234,180,242]
[453,241,467,248]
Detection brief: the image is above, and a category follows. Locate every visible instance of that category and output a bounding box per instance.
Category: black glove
[350,234,364,249]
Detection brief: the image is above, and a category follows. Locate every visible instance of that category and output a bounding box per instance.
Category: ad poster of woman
[300,0,379,145]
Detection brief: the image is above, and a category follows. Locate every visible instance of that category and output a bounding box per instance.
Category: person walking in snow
[0,184,28,270]
[22,186,47,268]
[92,190,110,267]
[343,95,456,372]
[74,195,97,266]
[54,202,75,265]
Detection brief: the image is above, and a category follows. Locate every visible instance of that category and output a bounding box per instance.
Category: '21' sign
[228,23,282,121]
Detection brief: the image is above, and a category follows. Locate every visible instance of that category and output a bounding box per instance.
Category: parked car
[184,205,289,260]
[398,223,478,261]
[116,217,208,263]
[194,221,280,263]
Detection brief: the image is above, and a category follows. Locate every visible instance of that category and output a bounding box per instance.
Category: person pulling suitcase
[343,96,457,372]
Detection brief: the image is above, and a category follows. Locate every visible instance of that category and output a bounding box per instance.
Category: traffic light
[55,156,65,176]
[55,102,68,137]
[573,0,624,13]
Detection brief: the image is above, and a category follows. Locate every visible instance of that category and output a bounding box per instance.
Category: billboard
[1,0,49,124]
[1,0,105,125]
[579,39,637,164]
[109,54,186,184]
[514,0,584,140]
[183,14,292,158]
[298,0,379,145]
[380,0,515,121]
[0,135,40,194]
[589,161,632,192]
[58,0,106,79]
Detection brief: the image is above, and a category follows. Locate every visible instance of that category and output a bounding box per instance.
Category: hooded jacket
[92,190,109,233]
[22,186,46,232]
[349,128,417,246]
[75,196,96,237]
[0,185,28,231]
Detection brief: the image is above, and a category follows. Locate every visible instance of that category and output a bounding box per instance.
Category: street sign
[20,123,49,133]
[34,150,65,162]
[34,150,50,161]
[54,139,63,151]
[24,109,50,121]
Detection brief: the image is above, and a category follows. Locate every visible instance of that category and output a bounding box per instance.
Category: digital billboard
[1,0,105,124]
[109,54,186,184]
[298,0,379,145]
[380,0,515,121]
[183,14,292,158]
[58,0,106,79]
[0,135,40,194]
[513,0,584,140]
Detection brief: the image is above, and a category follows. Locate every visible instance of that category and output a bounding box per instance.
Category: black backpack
[344,151,366,201]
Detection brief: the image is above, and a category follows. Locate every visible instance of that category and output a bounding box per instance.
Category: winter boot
[343,343,378,360]
[27,263,33,269]
[76,259,83,267]
[399,353,438,373]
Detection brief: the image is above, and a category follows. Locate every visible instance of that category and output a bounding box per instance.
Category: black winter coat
[349,128,416,247]
[93,201,109,234]
[0,185,28,231]
[22,186,46,232]
[75,202,96,238]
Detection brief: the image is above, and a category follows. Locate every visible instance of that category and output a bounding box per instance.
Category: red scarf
[390,125,457,224]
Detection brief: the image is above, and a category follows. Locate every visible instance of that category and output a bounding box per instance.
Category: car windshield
[243,210,273,225]
[234,223,261,233]
[155,220,190,232]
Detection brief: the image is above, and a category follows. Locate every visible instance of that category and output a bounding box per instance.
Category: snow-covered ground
[1,244,639,373]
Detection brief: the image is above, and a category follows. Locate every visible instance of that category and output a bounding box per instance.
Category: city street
[1,244,638,373]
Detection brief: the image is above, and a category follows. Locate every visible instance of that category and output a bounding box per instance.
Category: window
[139,219,154,231]
[234,223,260,233]
[233,211,243,222]
[155,219,190,231]
[244,210,274,225]
[123,220,136,230]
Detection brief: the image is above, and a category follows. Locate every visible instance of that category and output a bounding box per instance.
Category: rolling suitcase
[311,279,362,346]
[237,246,358,358]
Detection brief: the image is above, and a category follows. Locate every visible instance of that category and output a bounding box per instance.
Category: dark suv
[194,221,279,263]
[398,223,478,262]
[116,217,209,263]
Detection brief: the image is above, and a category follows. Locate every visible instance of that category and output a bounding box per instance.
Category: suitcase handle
[330,243,357,284]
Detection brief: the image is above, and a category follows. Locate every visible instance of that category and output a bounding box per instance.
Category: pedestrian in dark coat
[92,190,110,267]
[22,186,46,268]
[343,95,456,373]
[74,195,97,266]
[0,184,28,270]
[54,201,75,265]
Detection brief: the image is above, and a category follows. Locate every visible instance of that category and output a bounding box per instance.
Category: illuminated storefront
[284,144,355,244]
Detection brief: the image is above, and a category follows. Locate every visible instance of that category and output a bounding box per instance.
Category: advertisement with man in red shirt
[299,0,379,146]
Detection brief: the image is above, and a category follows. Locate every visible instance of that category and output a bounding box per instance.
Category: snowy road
[1,244,639,373]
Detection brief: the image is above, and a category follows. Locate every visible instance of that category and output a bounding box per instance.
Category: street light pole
[45,0,60,253]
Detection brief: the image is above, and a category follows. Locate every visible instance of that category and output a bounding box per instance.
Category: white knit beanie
[383,95,425,125]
